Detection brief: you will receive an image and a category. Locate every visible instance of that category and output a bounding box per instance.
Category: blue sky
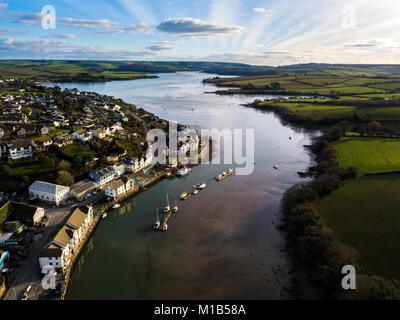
[0,0,399,65]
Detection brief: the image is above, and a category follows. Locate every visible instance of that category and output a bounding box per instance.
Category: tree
[367,120,382,134]
[58,160,71,171]
[56,170,74,186]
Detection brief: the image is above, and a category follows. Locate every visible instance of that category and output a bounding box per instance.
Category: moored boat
[198,183,206,189]
[112,203,120,209]
[101,212,107,219]
[164,194,171,213]
[177,167,191,176]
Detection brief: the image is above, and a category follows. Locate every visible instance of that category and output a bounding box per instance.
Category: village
[0,80,202,300]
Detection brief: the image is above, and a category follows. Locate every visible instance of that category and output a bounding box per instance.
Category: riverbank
[242,96,400,299]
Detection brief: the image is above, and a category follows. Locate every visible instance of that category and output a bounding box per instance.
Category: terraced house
[104,177,134,200]
[39,206,93,271]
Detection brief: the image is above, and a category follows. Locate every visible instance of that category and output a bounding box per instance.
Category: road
[3,207,70,300]
[3,192,105,300]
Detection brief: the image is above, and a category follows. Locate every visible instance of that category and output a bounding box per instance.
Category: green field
[333,137,400,174]
[62,144,95,158]
[316,174,400,280]
[259,99,400,121]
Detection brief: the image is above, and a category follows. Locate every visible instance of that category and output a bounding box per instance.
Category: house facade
[89,166,116,186]
[72,129,92,142]
[104,177,133,200]
[29,181,70,205]
[7,141,34,160]
[39,206,93,270]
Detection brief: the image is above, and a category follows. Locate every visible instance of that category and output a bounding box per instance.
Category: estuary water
[46,72,318,299]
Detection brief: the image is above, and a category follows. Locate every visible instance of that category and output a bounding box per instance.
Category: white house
[72,129,93,142]
[93,128,106,139]
[104,177,133,200]
[7,141,34,160]
[89,166,116,186]
[39,206,93,270]
[113,163,126,176]
[29,181,70,206]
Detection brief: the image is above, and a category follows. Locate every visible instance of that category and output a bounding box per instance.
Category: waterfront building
[39,206,93,270]
[70,180,97,202]
[104,177,133,200]
[113,162,126,176]
[89,166,116,186]
[29,181,70,206]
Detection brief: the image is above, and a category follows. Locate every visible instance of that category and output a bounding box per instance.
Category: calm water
[46,72,318,299]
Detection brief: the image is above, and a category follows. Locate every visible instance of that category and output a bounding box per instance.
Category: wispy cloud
[157,18,243,37]
[345,38,400,49]
[146,40,184,51]
[253,8,266,13]
[61,17,118,29]
[95,23,153,35]
[0,2,8,10]
[48,33,77,40]
[0,37,155,59]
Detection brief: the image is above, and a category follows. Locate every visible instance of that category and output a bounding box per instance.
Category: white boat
[177,167,191,176]
[180,192,188,200]
[164,194,171,213]
[112,203,120,209]
[163,224,168,231]
[273,165,278,170]
[192,189,198,195]
[172,206,178,213]
[154,209,160,230]
[228,168,234,174]
[101,212,107,219]
[221,171,227,176]
[198,183,206,189]
[215,174,222,181]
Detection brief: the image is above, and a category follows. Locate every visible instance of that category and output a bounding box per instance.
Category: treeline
[281,126,400,299]
[248,101,375,127]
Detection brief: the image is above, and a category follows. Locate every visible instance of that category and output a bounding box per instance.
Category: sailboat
[164,194,171,213]
[154,208,160,230]
[172,200,178,213]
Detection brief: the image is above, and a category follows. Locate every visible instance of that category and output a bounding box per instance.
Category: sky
[0,0,399,65]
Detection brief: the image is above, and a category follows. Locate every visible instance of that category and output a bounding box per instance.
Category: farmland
[207,74,400,96]
[316,174,400,280]
[333,137,400,174]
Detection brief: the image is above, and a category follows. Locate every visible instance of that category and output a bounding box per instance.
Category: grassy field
[259,99,400,121]
[211,74,400,95]
[333,137,400,174]
[316,174,400,280]
[62,144,95,158]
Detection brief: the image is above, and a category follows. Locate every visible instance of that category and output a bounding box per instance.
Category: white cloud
[61,17,118,30]
[157,18,243,37]
[95,23,153,35]
[0,37,155,59]
[253,8,266,13]
[48,34,77,40]
[0,2,8,10]
[146,40,184,51]
[345,38,400,49]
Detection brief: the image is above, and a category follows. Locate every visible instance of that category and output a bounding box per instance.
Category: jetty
[215,168,235,181]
